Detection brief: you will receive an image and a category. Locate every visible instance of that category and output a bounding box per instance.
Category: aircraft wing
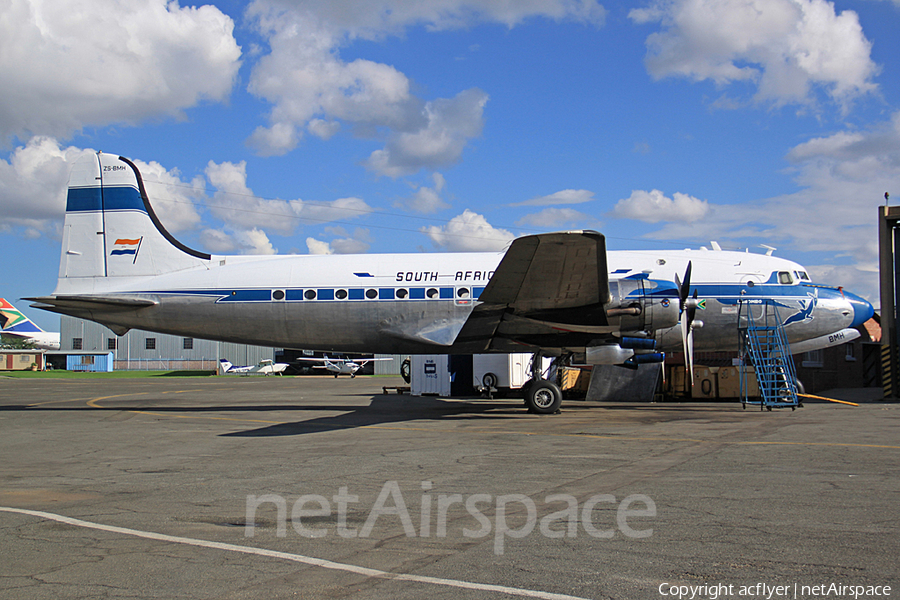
[452,230,610,353]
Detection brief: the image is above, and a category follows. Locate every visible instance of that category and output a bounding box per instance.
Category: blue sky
[2,0,900,332]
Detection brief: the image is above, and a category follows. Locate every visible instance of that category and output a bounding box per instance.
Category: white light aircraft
[296,355,393,378]
[29,152,874,413]
[218,359,289,376]
[0,298,60,350]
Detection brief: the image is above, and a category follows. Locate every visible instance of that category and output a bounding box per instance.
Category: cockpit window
[778,271,794,285]
[796,271,810,281]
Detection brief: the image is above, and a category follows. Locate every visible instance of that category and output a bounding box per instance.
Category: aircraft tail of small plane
[0,298,44,334]
[58,152,210,289]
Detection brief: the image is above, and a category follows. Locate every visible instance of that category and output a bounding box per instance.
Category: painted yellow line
[129,410,283,425]
[26,397,96,407]
[798,393,859,407]
[86,392,149,408]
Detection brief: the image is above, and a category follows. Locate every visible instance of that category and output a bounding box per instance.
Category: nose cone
[843,290,874,328]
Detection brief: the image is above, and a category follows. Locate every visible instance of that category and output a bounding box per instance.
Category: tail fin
[58,152,210,292]
[218,359,234,375]
[0,298,44,333]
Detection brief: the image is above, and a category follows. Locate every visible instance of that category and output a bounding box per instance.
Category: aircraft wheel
[520,378,534,406]
[525,380,561,414]
[482,372,498,390]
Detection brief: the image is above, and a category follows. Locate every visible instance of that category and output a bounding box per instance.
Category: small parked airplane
[296,355,393,377]
[29,152,874,413]
[218,359,289,376]
[0,298,60,350]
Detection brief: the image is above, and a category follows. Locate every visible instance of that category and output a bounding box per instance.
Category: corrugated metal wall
[61,316,276,370]
[374,355,405,376]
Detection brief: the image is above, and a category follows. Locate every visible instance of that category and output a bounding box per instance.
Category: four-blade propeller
[674,262,704,389]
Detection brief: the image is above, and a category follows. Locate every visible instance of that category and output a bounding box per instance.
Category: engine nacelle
[585,339,665,367]
[586,345,636,364]
[606,277,679,333]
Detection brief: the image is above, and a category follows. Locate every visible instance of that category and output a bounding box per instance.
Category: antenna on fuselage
[759,244,776,256]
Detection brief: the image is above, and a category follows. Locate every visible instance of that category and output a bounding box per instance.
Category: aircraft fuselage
[49,248,869,356]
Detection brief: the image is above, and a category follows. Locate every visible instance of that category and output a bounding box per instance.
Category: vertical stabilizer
[57,153,211,293]
[0,298,44,333]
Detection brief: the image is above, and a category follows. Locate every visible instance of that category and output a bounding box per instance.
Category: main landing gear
[522,352,562,415]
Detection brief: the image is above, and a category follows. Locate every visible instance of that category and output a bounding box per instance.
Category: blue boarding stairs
[738,299,801,411]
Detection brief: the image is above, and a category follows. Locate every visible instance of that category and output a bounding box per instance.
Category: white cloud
[320,226,372,254]
[515,208,596,229]
[0,137,201,236]
[610,189,710,223]
[396,173,450,214]
[329,237,370,254]
[204,160,374,235]
[200,227,277,255]
[249,0,606,34]
[512,189,596,206]
[421,209,515,251]
[135,162,205,233]
[630,0,878,109]
[244,0,602,167]
[0,137,92,232]
[306,237,334,255]
[199,228,237,253]
[0,0,241,142]
[362,89,489,177]
[307,119,342,140]
[622,113,900,304]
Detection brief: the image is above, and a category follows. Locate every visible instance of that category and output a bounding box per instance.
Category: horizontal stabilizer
[27,295,155,336]
[27,295,158,311]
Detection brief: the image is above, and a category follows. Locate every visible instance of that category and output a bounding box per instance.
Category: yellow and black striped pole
[878,204,900,400]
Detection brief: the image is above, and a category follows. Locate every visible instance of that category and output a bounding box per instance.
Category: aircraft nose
[843,290,874,328]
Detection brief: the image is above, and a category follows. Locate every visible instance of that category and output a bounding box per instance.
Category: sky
[2,0,900,332]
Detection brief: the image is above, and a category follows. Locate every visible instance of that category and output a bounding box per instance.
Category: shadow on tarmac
[220,395,527,437]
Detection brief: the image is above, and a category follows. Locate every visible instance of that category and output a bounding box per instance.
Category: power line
[142,178,746,252]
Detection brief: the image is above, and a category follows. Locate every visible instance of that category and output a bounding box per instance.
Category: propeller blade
[679,261,692,309]
[679,268,696,390]
[686,321,695,388]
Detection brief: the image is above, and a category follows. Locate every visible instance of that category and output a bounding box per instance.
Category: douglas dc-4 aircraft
[29,152,873,413]
[0,298,60,350]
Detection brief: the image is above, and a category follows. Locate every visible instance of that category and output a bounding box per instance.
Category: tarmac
[0,375,897,600]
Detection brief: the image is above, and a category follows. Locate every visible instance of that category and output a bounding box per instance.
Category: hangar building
[59,315,274,371]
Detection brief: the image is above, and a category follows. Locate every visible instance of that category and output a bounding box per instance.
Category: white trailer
[473,353,550,397]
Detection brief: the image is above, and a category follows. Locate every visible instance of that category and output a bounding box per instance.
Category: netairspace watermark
[244,480,656,555]
[658,582,893,599]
